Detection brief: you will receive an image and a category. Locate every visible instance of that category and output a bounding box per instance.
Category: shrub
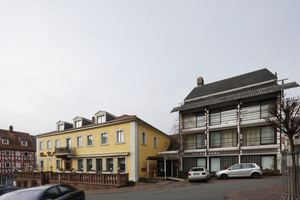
[125,181,136,186]
[263,169,281,176]
[138,177,148,183]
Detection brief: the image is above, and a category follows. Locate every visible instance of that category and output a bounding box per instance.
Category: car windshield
[0,189,42,200]
[191,168,204,171]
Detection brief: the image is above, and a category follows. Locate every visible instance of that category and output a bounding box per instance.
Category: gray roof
[172,68,299,112]
[184,68,277,101]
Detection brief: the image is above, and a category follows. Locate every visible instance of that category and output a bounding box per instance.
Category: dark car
[0,186,19,196]
[0,184,85,200]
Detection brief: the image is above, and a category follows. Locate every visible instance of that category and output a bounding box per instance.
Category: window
[261,156,275,170]
[197,158,206,168]
[196,112,206,127]
[40,160,44,169]
[77,159,83,171]
[141,132,146,145]
[196,133,206,148]
[47,140,51,150]
[242,126,275,146]
[210,109,221,126]
[97,115,105,123]
[87,135,93,146]
[58,124,64,131]
[55,139,60,148]
[66,138,71,148]
[221,106,237,125]
[56,160,60,169]
[106,158,114,172]
[261,100,275,118]
[58,185,75,196]
[261,126,275,144]
[230,164,242,170]
[42,187,60,199]
[40,141,44,150]
[2,138,9,145]
[21,140,28,146]
[75,120,82,128]
[77,136,82,147]
[5,150,10,156]
[86,159,93,171]
[221,130,237,147]
[101,132,108,145]
[96,158,102,172]
[183,113,196,128]
[154,136,157,148]
[210,132,221,148]
[117,158,126,172]
[5,162,10,168]
[116,130,124,144]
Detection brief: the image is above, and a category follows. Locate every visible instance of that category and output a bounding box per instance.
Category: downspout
[237,101,242,164]
[205,107,209,170]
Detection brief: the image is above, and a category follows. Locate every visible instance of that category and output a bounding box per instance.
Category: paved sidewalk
[226,185,282,200]
[86,176,283,200]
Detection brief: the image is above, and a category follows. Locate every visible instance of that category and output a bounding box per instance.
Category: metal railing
[54,147,76,154]
[282,152,300,200]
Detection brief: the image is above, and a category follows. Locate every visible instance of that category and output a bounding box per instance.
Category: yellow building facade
[36,111,170,181]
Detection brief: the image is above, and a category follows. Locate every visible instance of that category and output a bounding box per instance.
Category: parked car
[0,184,85,200]
[0,186,19,196]
[216,163,263,179]
[188,167,210,182]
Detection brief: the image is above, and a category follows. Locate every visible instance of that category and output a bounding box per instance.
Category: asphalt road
[86,178,282,200]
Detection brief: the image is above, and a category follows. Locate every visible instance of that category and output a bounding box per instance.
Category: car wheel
[220,174,228,180]
[251,172,260,179]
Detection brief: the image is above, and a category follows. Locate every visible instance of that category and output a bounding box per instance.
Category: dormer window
[21,140,28,146]
[2,138,9,145]
[75,120,82,128]
[58,124,64,131]
[97,115,105,124]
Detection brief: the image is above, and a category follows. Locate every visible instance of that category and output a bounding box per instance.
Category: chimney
[9,125,13,134]
[92,116,95,123]
[197,77,204,87]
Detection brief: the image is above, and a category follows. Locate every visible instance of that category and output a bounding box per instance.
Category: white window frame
[75,120,82,128]
[47,140,52,150]
[55,139,60,148]
[2,138,9,145]
[66,137,71,148]
[77,136,82,147]
[77,159,84,171]
[97,115,105,124]
[100,132,108,145]
[56,160,60,169]
[40,141,44,150]
[116,130,124,144]
[58,124,64,131]
[141,132,147,145]
[87,134,93,146]
[40,160,44,169]
[5,150,10,156]
[117,157,126,173]
[21,140,28,146]
[5,162,11,168]
[154,136,158,148]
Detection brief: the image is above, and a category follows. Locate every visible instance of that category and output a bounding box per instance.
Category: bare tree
[265,96,300,200]
[265,96,300,154]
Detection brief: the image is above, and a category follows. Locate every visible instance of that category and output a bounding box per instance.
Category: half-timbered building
[0,126,36,185]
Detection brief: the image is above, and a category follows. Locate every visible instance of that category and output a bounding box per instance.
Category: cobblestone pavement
[86,176,282,200]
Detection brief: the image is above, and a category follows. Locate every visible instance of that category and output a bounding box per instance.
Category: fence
[282,152,300,200]
[14,171,129,189]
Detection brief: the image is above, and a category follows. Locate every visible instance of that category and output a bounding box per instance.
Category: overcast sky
[1,0,299,135]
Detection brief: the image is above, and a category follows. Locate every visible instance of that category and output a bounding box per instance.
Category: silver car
[188,167,210,182]
[216,163,262,179]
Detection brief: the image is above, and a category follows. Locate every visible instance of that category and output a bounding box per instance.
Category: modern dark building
[161,69,299,173]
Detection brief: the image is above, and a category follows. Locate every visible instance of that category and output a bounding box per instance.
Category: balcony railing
[14,171,129,188]
[54,147,76,155]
